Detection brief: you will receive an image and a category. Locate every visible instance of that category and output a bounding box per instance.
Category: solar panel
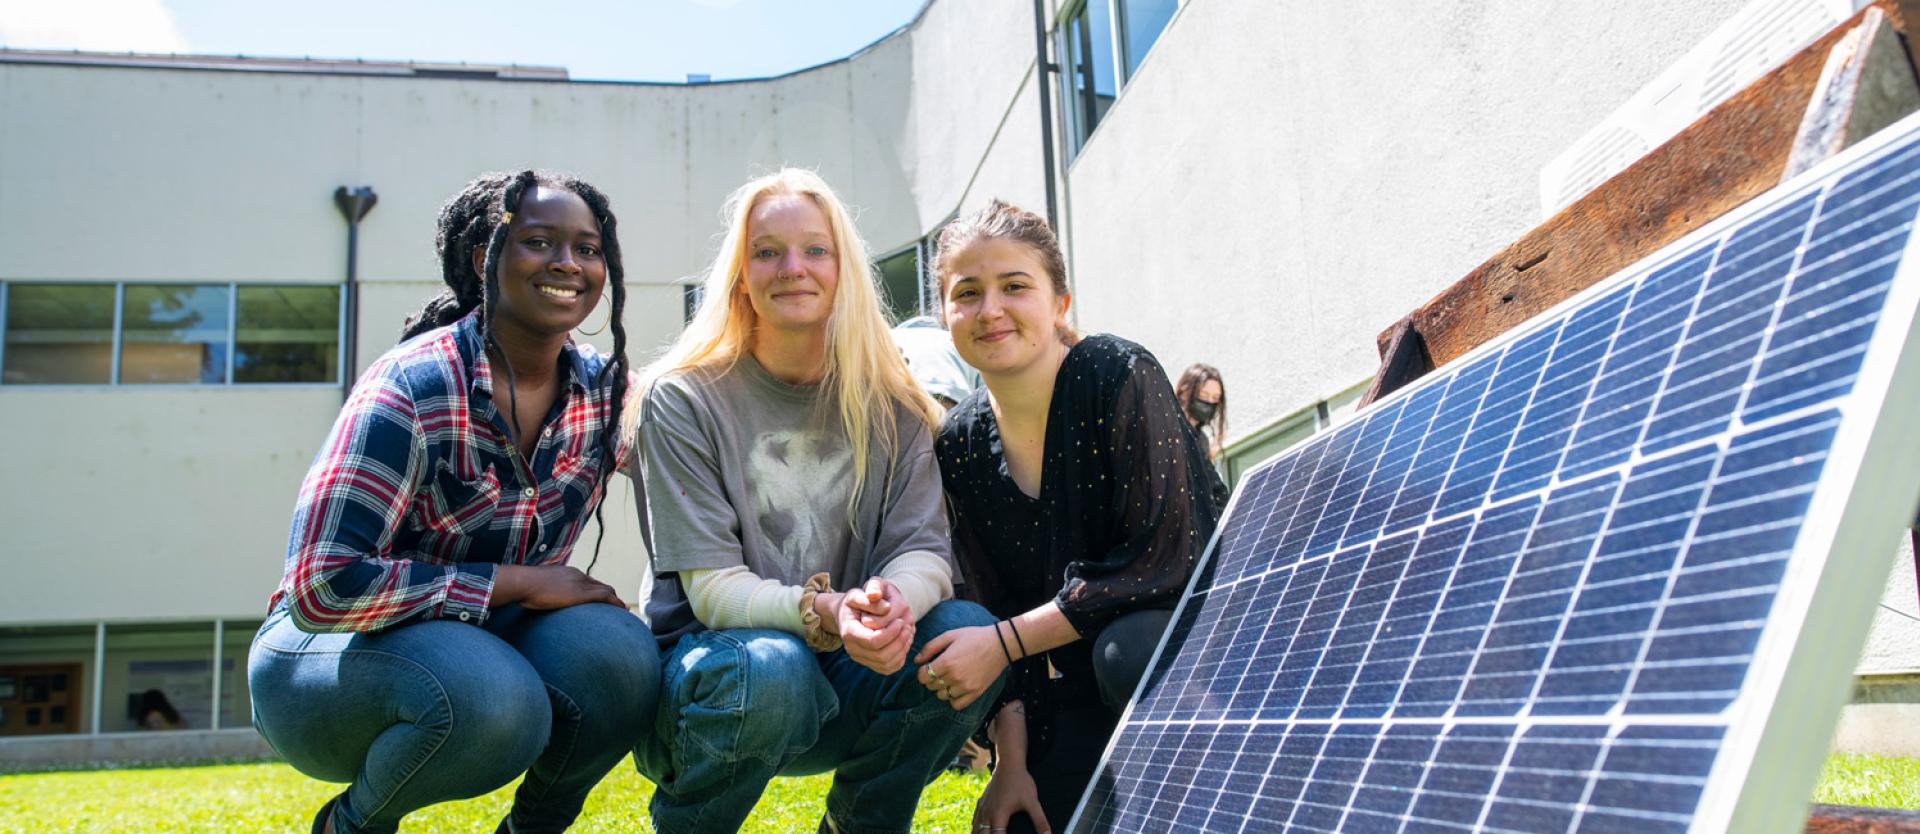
[1067,110,1920,834]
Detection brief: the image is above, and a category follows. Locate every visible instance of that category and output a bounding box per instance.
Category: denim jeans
[249,602,660,834]
[635,599,1002,834]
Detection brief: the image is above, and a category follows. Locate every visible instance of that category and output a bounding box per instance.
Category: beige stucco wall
[1053,0,1920,679]
[3,0,1911,688]
[1059,1,1756,424]
[0,1,1040,627]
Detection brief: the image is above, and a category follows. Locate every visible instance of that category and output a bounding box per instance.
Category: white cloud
[0,0,188,53]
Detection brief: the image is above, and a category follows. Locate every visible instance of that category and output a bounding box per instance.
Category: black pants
[1006,608,1172,834]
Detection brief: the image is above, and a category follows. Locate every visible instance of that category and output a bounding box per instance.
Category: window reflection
[2,284,116,385]
[121,284,230,384]
[234,285,340,384]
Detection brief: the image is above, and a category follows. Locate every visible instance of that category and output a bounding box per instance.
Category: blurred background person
[892,314,982,411]
[1175,362,1227,462]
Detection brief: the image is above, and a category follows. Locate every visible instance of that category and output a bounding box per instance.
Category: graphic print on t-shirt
[748,429,854,578]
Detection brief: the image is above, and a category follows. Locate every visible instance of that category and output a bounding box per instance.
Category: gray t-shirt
[635,355,951,647]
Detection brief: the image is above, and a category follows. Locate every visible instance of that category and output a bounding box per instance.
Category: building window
[1118,0,1179,79]
[1059,0,1118,157]
[875,218,956,323]
[682,283,705,324]
[0,281,341,386]
[875,246,922,323]
[120,284,230,385]
[234,285,340,383]
[1219,380,1370,488]
[1058,0,1180,159]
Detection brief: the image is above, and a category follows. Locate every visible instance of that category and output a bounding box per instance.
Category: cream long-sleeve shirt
[682,550,953,634]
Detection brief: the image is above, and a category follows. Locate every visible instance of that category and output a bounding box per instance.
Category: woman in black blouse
[913,200,1228,833]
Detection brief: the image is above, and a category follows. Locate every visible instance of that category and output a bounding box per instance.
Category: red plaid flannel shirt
[272,312,628,632]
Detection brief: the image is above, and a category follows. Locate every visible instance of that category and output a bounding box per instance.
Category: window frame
[873,241,925,323]
[0,279,346,389]
[1055,0,1182,162]
[1219,379,1371,488]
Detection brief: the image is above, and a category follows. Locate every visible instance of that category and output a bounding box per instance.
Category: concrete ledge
[1834,698,1920,757]
[0,728,274,772]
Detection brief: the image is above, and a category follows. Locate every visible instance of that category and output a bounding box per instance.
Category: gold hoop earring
[577,292,610,336]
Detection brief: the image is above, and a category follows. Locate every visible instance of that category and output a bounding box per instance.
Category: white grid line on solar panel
[1132,410,1834,725]
[1623,202,1813,460]
[1743,145,1920,421]
[1557,250,1716,481]
[1222,168,1913,572]
[1082,721,1721,834]
[1144,432,1820,718]
[1754,236,1910,363]
[1076,118,1920,834]
[1576,413,1833,716]
[1190,301,1850,711]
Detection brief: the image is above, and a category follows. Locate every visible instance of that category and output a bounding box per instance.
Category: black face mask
[1186,398,1218,425]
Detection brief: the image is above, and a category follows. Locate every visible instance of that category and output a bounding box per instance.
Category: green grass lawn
[1,754,1914,832]
[0,757,985,833]
[1815,753,1920,809]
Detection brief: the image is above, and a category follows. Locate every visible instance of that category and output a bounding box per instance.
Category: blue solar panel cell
[1071,115,1920,833]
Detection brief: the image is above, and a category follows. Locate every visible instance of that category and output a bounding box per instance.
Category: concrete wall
[5,0,1916,751]
[0,0,1040,627]
[1058,0,1755,427]
[1858,534,1920,675]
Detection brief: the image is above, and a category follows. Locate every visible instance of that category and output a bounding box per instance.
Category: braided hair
[400,170,630,572]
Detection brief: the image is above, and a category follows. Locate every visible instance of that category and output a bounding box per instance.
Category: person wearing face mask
[917,200,1229,834]
[1175,363,1227,462]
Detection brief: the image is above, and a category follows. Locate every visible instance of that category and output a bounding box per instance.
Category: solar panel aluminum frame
[1066,107,1920,834]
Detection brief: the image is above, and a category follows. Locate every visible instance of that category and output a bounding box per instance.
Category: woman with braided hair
[248,170,660,834]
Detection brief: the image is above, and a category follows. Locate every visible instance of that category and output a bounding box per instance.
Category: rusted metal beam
[1808,804,1920,833]
[1371,2,1912,375]
[1357,317,1432,408]
[1788,8,1920,177]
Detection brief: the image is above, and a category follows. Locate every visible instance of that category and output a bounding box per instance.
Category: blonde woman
[627,169,1002,834]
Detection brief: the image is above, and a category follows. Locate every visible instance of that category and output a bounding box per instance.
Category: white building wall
[1061,1,1756,424]
[1056,0,1918,678]
[2,0,1913,714]
[0,1,1040,629]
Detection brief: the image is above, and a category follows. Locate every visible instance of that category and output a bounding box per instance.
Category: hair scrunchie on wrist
[798,572,843,652]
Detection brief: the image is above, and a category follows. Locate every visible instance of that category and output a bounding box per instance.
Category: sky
[0,0,931,82]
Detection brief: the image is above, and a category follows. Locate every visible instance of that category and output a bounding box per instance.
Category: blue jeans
[635,600,1003,834]
[249,602,661,834]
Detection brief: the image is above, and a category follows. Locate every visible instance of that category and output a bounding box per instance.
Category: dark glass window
[875,247,921,322]
[233,285,340,383]
[683,283,705,324]
[1060,0,1119,156]
[120,284,230,384]
[2,284,116,384]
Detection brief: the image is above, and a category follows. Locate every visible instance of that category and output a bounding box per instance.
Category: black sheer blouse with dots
[935,334,1229,757]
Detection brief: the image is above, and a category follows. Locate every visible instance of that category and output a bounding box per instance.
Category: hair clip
[500,211,515,225]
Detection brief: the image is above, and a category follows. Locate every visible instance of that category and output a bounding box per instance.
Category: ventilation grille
[1539,0,1857,216]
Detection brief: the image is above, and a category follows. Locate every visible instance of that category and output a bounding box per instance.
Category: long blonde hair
[631,169,939,518]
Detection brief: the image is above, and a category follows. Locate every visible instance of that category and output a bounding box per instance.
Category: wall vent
[1538,0,1859,216]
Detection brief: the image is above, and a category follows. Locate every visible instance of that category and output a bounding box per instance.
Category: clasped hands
[820,578,916,675]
